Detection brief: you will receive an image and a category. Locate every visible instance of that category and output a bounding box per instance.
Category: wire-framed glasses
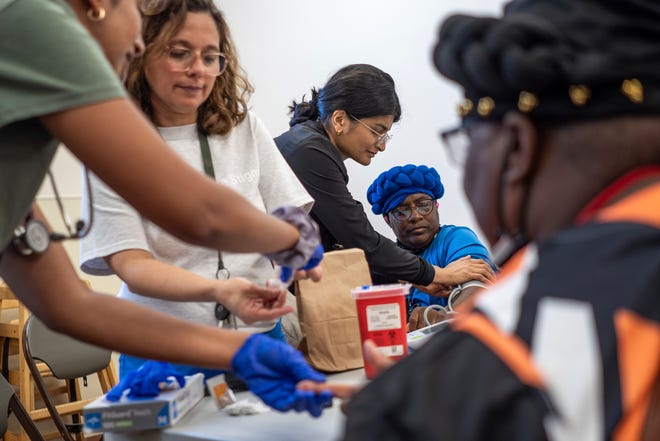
[165,45,227,76]
[440,126,470,166]
[349,114,392,146]
[389,199,435,222]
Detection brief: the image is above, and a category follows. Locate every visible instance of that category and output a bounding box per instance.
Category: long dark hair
[288,64,401,127]
[126,0,253,135]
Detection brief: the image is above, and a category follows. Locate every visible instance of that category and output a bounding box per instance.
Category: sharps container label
[366,303,402,331]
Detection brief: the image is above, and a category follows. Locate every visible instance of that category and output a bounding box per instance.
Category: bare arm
[40,98,298,254]
[416,257,496,297]
[106,249,292,324]
[0,207,246,368]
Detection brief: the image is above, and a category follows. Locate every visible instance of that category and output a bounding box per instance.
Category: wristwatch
[12,215,51,256]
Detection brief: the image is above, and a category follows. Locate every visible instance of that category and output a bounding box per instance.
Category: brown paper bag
[295,248,372,372]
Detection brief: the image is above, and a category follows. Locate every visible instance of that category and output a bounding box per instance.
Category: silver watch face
[24,220,50,254]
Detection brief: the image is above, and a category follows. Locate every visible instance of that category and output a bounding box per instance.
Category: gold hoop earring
[87,7,106,21]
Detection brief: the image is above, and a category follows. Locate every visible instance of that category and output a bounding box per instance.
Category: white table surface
[106,369,367,441]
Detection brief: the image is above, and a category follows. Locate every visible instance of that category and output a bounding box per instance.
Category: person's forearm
[344,228,434,284]
[58,288,244,368]
[432,257,496,287]
[0,235,243,368]
[41,100,299,254]
[106,250,219,302]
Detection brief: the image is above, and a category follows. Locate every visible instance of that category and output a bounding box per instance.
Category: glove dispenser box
[83,373,204,432]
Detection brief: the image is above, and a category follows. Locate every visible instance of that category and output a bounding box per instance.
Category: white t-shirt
[79,111,313,333]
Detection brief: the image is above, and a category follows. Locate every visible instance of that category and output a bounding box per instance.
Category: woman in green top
[0,0,330,416]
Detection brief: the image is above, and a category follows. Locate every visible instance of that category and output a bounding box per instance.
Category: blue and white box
[83,373,204,432]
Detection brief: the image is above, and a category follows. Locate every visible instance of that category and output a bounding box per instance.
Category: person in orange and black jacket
[341,0,660,439]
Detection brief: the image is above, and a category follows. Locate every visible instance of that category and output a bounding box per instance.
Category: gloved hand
[264,206,322,276]
[279,243,324,284]
[105,361,186,402]
[231,334,332,417]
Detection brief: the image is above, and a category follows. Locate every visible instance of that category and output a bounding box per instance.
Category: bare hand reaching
[216,277,293,324]
[415,256,495,297]
[293,266,323,282]
[295,339,395,403]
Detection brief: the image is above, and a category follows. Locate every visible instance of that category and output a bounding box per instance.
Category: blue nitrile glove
[231,334,333,417]
[105,361,186,402]
[264,206,321,273]
[279,244,324,284]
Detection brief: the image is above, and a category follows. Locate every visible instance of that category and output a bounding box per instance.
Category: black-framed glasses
[389,199,435,222]
[165,45,227,76]
[349,114,392,146]
[440,126,470,166]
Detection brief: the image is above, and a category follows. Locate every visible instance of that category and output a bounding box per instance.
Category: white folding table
[105,369,366,441]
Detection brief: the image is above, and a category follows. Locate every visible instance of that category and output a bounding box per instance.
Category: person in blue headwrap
[275,64,495,296]
[367,164,494,329]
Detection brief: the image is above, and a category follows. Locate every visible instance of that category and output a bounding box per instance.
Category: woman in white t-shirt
[2,0,331,418]
[79,0,313,381]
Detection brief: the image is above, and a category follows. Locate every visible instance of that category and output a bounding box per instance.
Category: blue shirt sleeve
[408,225,494,310]
[439,226,495,269]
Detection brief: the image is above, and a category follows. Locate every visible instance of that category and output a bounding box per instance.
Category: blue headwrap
[367,164,445,215]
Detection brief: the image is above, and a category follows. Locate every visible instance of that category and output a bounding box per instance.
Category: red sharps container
[351,283,410,379]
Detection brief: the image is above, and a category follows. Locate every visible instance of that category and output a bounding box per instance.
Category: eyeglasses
[440,126,470,166]
[349,114,392,146]
[164,45,227,76]
[389,199,435,222]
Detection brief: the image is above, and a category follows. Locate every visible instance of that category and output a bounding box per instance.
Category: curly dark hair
[125,0,253,135]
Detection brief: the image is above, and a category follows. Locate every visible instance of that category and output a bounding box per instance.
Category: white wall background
[218,0,504,241]
[40,0,505,267]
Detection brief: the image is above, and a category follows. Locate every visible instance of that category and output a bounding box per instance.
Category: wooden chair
[22,315,115,441]
[0,283,116,441]
[0,283,34,441]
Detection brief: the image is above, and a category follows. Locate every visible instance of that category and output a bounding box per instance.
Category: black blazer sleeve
[285,143,435,285]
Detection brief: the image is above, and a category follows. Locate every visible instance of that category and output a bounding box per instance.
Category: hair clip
[621,78,643,104]
[477,97,495,117]
[517,91,538,113]
[569,85,591,106]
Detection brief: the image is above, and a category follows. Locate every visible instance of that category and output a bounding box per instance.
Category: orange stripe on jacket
[596,183,660,228]
[612,309,660,441]
[495,246,527,280]
[452,313,544,388]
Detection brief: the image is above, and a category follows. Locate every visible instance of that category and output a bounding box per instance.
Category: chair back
[0,374,45,441]
[0,374,12,436]
[23,316,111,379]
[22,315,114,441]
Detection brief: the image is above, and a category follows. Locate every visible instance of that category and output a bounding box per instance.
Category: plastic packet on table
[206,373,237,409]
[224,399,271,416]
